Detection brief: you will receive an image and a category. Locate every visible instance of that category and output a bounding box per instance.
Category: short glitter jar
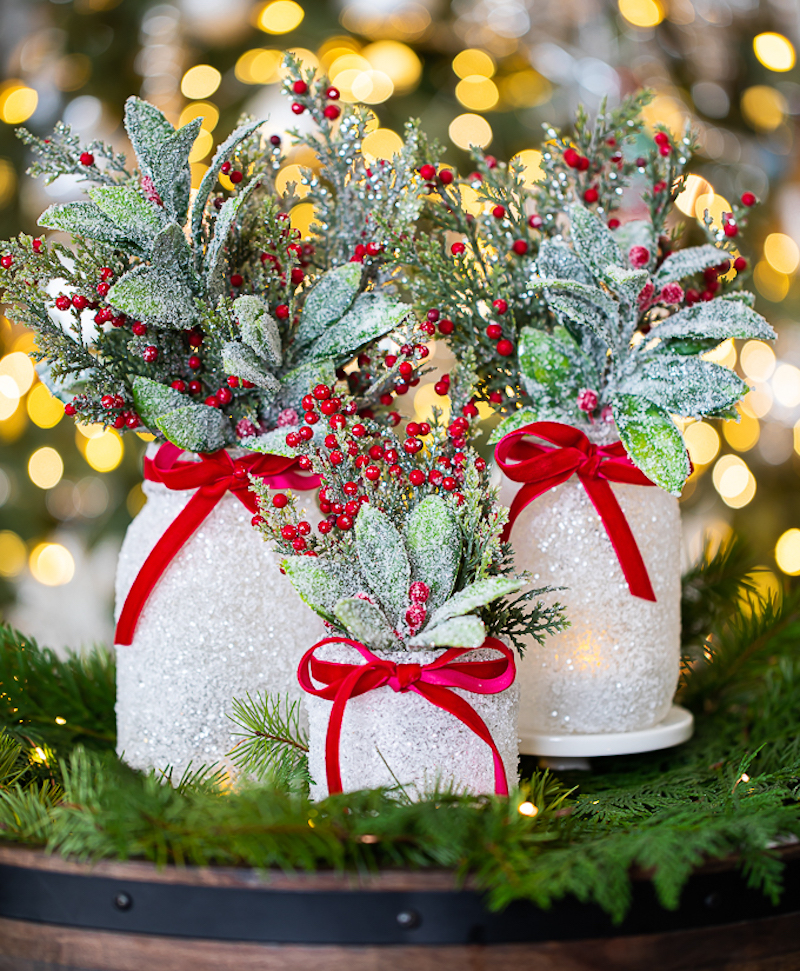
[114,448,324,776]
[498,434,681,747]
[305,643,519,800]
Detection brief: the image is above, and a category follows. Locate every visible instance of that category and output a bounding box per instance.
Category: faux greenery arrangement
[0,537,797,920]
[391,95,775,493]
[0,85,426,453]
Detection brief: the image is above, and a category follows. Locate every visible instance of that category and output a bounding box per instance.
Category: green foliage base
[0,538,798,923]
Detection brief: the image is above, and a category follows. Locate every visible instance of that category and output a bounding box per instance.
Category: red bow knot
[298,637,516,796]
[115,442,320,646]
[495,421,657,602]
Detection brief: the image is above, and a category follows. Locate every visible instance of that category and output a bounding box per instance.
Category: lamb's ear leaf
[653,245,727,286]
[155,403,229,452]
[404,496,460,610]
[206,175,263,296]
[618,355,748,418]
[221,341,280,395]
[488,408,539,445]
[333,597,402,651]
[282,558,346,620]
[537,237,594,285]
[427,577,524,629]
[191,120,264,244]
[306,292,408,361]
[568,202,624,280]
[293,263,363,349]
[88,185,165,244]
[123,97,174,180]
[652,298,775,344]
[274,359,337,412]
[612,394,689,496]
[407,615,486,650]
[39,202,143,252]
[354,504,411,625]
[152,118,202,224]
[131,375,185,429]
[234,295,282,367]
[107,264,196,328]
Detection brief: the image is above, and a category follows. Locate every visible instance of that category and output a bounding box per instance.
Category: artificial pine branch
[228,693,309,788]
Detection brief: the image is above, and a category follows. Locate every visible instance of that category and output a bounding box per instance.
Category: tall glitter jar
[114,448,324,776]
[304,644,519,800]
[497,427,682,751]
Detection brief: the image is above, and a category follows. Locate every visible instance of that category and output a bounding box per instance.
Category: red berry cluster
[260,216,315,288]
[288,79,341,120]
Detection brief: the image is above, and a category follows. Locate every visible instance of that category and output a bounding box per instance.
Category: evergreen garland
[0,537,797,920]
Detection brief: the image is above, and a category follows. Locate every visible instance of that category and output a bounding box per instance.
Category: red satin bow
[495,421,656,602]
[115,442,319,645]
[298,636,516,797]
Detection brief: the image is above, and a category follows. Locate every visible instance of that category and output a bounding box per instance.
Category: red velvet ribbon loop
[495,421,657,602]
[115,442,320,645]
[298,636,516,797]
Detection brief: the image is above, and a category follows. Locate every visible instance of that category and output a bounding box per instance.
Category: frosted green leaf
[246,428,296,456]
[619,355,748,418]
[234,295,281,367]
[88,185,164,244]
[205,176,263,296]
[721,291,756,308]
[306,292,408,360]
[536,238,594,285]
[604,265,649,306]
[152,118,202,224]
[152,223,197,285]
[653,299,775,344]
[568,202,624,281]
[488,408,539,445]
[108,264,196,328]
[156,403,229,452]
[191,120,264,244]
[407,615,486,650]
[131,375,185,429]
[404,496,460,610]
[275,359,337,412]
[124,97,174,180]
[611,219,654,256]
[654,245,726,285]
[39,202,142,252]
[283,558,346,621]
[354,504,411,624]
[544,286,617,348]
[333,597,401,651]
[612,394,690,495]
[518,327,593,408]
[293,263,363,349]
[221,341,280,395]
[428,577,524,629]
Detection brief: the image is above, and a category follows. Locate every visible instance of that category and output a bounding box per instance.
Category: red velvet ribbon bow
[298,636,516,797]
[115,442,320,646]
[495,421,656,602]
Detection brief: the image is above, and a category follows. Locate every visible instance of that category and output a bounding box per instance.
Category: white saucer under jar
[114,447,324,777]
[497,425,689,757]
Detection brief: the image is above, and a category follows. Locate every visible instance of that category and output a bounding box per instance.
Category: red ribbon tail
[581,475,656,602]
[114,488,220,645]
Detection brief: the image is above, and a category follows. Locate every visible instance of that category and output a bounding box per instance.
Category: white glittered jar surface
[499,441,681,746]
[114,448,324,776]
[306,644,519,800]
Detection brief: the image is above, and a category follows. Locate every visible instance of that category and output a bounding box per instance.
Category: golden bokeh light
[0,530,26,578]
[235,48,283,84]
[683,421,720,467]
[456,76,499,111]
[179,101,220,132]
[702,337,736,370]
[0,378,19,421]
[500,71,552,108]
[511,150,544,187]
[0,157,17,209]
[191,163,209,189]
[29,542,75,587]
[723,411,759,452]
[188,129,214,164]
[0,82,39,125]
[739,340,776,382]
[362,128,404,161]
[181,65,222,100]
[753,33,796,72]
[775,529,800,575]
[0,352,35,396]
[742,385,773,419]
[793,420,800,457]
[84,429,124,473]
[28,447,64,490]
[641,93,688,136]
[351,70,394,104]
[257,0,304,34]
[27,383,63,429]
[276,163,311,198]
[618,0,663,27]
[712,454,756,508]
[753,260,790,302]
[674,174,712,216]
[449,113,493,150]
[452,49,495,80]
[741,86,787,132]
[289,202,316,237]
[772,363,800,408]
[693,191,732,232]
[279,48,319,77]
[763,233,800,275]
[518,801,538,817]
[362,41,422,94]
[414,381,450,425]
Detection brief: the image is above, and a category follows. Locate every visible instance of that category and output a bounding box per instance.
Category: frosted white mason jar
[114,446,324,777]
[498,427,681,749]
[304,644,519,800]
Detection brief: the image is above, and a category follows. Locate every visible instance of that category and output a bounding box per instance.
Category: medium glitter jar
[114,448,324,776]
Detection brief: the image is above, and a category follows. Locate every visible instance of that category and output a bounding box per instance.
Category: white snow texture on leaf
[156,403,229,452]
[488,408,539,445]
[131,375,185,429]
[39,202,142,252]
[283,558,347,619]
[293,263,362,349]
[618,355,748,417]
[234,295,282,367]
[427,577,524,629]
[652,299,775,344]
[307,291,408,360]
[613,395,690,495]
[221,341,281,394]
[568,202,624,280]
[88,185,164,246]
[653,245,726,285]
[334,597,401,651]
[404,496,461,610]
[407,615,486,650]
[354,504,411,625]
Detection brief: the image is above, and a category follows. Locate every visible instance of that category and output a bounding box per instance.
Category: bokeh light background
[0,0,799,648]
